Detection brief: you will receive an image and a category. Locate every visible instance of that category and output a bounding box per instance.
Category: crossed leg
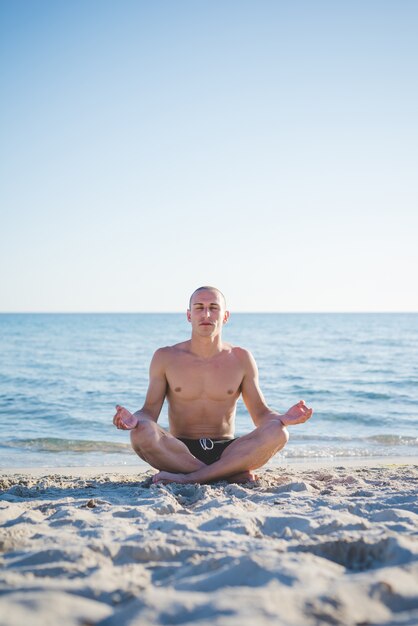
[130,421,206,473]
[130,420,265,483]
[152,419,289,484]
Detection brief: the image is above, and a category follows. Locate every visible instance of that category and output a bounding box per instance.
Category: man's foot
[152,470,257,485]
[152,471,188,484]
[227,471,257,484]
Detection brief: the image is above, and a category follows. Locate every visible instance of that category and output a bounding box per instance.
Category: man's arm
[239,349,313,427]
[113,348,168,430]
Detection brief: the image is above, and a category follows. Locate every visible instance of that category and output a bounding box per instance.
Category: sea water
[0,313,417,468]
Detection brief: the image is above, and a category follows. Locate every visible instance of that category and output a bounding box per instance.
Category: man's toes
[227,471,257,484]
[152,471,178,484]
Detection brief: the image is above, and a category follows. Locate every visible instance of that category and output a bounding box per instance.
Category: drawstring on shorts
[199,438,214,451]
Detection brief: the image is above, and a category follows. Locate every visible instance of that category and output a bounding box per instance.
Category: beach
[1,461,418,626]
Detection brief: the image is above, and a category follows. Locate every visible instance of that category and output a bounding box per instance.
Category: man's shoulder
[150,343,189,374]
[153,341,190,359]
[228,344,251,355]
[230,345,255,363]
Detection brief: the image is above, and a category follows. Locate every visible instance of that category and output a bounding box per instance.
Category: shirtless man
[113,286,313,484]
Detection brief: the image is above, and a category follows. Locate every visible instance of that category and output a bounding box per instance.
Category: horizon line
[1,310,417,315]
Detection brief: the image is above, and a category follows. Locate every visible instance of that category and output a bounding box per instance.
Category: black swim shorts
[178,437,236,465]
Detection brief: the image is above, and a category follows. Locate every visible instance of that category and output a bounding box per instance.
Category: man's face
[187,289,229,336]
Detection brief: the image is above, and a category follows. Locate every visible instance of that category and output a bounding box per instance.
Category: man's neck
[189,334,224,358]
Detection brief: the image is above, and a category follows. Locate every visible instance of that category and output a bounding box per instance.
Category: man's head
[187,286,229,334]
[188,286,226,310]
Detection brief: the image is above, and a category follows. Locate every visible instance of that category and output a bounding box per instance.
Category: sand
[1,462,418,626]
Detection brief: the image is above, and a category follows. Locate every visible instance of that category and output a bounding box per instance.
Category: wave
[1,437,132,454]
[366,434,418,446]
[290,433,418,446]
[351,391,392,401]
[316,357,342,363]
[3,432,418,459]
[289,385,333,396]
[281,448,418,459]
[319,412,377,424]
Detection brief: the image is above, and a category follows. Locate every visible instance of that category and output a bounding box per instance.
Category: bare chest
[166,355,243,401]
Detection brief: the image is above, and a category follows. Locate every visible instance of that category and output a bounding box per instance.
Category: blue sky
[1,0,417,312]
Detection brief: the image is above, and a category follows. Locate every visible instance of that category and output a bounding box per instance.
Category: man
[113,286,312,484]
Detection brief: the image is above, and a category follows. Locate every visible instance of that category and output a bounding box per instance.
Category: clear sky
[1,0,417,312]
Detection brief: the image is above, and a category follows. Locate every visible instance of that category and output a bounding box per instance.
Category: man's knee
[264,419,289,447]
[130,420,159,453]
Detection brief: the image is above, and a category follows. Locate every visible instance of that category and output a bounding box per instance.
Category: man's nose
[204,308,211,317]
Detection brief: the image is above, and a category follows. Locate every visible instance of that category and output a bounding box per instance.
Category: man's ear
[187,309,191,323]
[223,310,230,324]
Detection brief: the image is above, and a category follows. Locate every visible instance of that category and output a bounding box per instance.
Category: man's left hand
[281,400,313,426]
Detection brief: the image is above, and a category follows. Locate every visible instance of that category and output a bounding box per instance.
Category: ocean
[0,313,417,469]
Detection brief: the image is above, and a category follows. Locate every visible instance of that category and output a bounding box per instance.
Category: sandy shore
[1,462,418,626]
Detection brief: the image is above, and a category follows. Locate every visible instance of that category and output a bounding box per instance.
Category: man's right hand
[113,405,139,430]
